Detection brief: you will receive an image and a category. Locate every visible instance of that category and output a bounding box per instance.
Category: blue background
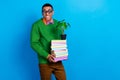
[0,0,120,80]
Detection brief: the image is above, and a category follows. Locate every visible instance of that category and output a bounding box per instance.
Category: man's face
[42,6,54,21]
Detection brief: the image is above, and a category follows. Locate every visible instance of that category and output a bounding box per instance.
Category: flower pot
[61,34,67,40]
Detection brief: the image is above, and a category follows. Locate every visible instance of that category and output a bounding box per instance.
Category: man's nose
[46,12,49,15]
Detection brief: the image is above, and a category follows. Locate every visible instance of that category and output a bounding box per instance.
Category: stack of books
[51,40,68,62]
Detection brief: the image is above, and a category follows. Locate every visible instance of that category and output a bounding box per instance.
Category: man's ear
[42,11,44,16]
[52,11,54,15]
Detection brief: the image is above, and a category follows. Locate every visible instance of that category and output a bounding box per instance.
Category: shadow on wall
[12,14,40,80]
[11,13,57,80]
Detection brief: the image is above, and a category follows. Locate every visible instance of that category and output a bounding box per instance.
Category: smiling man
[30,3,66,80]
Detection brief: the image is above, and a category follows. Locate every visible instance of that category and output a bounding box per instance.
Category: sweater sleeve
[30,23,49,59]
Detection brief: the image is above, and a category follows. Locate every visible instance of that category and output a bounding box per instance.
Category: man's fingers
[51,53,56,57]
[48,54,56,62]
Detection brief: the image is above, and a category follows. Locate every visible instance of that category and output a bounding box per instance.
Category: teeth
[46,16,50,19]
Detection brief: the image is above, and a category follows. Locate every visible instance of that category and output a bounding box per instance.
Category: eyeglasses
[42,9,53,14]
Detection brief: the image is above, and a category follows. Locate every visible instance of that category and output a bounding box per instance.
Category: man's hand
[47,50,56,62]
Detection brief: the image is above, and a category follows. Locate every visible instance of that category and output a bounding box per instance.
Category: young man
[30,3,66,80]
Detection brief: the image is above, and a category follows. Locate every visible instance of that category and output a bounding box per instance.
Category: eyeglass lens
[43,9,53,14]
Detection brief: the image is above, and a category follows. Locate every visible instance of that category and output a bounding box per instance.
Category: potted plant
[56,19,70,40]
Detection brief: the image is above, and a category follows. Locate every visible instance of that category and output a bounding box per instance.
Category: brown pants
[39,61,66,80]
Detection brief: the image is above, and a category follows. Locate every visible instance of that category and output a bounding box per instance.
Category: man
[30,3,66,80]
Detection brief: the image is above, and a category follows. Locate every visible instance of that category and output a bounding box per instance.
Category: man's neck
[43,18,54,25]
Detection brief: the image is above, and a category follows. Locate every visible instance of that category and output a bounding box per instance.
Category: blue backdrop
[0,0,120,80]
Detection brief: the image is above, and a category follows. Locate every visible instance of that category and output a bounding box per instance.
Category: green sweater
[30,18,61,64]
